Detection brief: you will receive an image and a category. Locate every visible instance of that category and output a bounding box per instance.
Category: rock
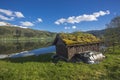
[0,54,9,59]
[75,51,105,64]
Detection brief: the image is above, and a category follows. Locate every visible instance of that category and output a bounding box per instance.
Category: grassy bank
[0,50,120,80]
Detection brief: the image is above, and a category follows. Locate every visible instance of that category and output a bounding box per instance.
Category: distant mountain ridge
[86,29,105,37]
[0,26,56,39]
[0,22,105,39]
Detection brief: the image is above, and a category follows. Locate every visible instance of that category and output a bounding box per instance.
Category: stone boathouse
[53,33,102,60]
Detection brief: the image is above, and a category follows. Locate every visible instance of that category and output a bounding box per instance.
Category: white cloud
[0,8,24,21]
[64,26,77,30]
[64,26,68,29]
[0,21,28,29]
[37,18,43,22]
[10,24,27,28]
[0,8,13,16]
[54,18,66,25]
[19,26,28,29]
[13,25,28,28]
[20,21,34,27]
[64,26,70,29]
[72,26,76,29]
[14,12,24,18]
[55,10,110,25]
[0,14,14,21]
[0,22,7,26]
[55,21,60,25]
[0,21,16,26]
[67,16,76,24]
[12,24,28,29]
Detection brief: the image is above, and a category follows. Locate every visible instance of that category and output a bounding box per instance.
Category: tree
[13,29,21,40]
[104,16,120,52]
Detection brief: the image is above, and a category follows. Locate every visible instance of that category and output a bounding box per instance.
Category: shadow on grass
[2,53,55,63]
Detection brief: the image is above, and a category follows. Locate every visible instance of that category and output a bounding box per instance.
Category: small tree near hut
[104,16,120,52]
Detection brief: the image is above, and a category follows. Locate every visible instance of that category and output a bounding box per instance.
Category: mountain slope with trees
[86,29,105,38]
[0,26,56,39]
[104,16,120,52]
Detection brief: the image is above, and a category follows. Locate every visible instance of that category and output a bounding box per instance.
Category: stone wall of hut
[56,44,68,58]
[67,43,100,60]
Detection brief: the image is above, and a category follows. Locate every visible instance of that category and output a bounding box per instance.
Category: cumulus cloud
[0,8,24,21]
[20,21,34,27]
[64,26,77,30]
[0,8,13,16]
[0,22,7,26]
[55,10,110,25]
[64,26,68,29]
[37,18,43,22]
[13,25,28,28]
[0,21,28,29]
[0,15,14,21]
[54,18,66,25]
[14,12,24,18]
[64,26,70,29]
[72,26,77,29]
[19,26,28,29]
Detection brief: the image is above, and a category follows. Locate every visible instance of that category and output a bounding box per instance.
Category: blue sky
[0,0,120,32]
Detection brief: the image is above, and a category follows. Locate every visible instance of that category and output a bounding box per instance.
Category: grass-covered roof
[59,32,100,45]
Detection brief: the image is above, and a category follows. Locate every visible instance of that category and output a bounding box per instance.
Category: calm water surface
[0,41,56,59]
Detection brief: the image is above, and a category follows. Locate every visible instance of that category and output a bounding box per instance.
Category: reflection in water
[0,41,52,54]
[10,46,56,58]
[0,46,56,59]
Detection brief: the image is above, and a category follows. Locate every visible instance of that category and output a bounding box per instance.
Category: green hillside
[86,29,105,38]
[0,26,56,39]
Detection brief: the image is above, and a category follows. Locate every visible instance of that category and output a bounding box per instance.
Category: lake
[0,41,56,59]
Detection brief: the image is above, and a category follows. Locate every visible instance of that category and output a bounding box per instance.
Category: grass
[0,49,120,80]
[60,32,100,45]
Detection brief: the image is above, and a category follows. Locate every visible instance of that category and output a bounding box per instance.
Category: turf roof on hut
[59,32,100,45]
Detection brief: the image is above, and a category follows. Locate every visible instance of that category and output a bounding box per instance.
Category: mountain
[0,22,105,39]
[86,29,105,38]
[0,26,56,39]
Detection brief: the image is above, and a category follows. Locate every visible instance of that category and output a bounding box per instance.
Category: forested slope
[0,26,56,39]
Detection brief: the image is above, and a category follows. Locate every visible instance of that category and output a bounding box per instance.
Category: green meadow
[0,47,120,80]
